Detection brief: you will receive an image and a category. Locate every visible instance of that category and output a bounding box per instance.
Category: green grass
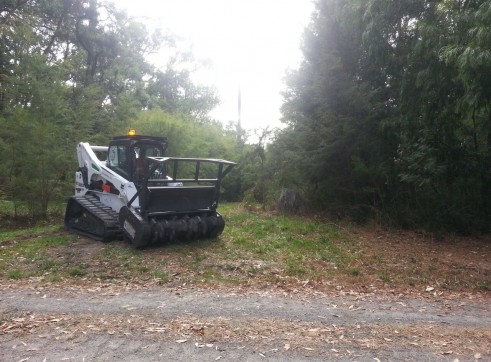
[220,205,355,278]
[68,267,87,277]
[0,200,66,225]
[152,270,170,284]
[0,202,488,292]
[0,224,72,279]
[377,272,392,282]
[92,203,354,286]
[349,268,361,276]
[6,269,24,280]
[0,224,62,243]
[0,200,29,215]
[477,282,490,291]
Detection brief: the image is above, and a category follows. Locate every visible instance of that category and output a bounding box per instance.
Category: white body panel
[74,142,140,212]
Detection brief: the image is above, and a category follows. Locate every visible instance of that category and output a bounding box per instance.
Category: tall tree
[145,51,219,121]
[0,0,223,216]
[272,0,490,231]
[276,0,389,218]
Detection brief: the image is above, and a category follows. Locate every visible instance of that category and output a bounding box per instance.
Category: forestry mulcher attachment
[64,130,236,248]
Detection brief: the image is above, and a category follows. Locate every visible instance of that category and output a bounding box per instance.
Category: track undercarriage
[65,194,226,248]
[64,195,122,241]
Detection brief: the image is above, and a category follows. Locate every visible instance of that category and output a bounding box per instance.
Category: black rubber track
[65,195,226,247]
[64,195,122,241]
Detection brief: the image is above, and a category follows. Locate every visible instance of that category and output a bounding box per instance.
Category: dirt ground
[0,224,490,361]
[1,279,490,361]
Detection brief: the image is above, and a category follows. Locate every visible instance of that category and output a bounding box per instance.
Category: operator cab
[106,132,168,183]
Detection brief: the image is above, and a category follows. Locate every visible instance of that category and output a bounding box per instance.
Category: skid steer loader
[64,130,236,248]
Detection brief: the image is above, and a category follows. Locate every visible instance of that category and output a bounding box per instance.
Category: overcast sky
[115,0,314,131]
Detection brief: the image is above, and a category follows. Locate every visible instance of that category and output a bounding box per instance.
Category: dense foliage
[0,0,243,216]
[271,0,490,232]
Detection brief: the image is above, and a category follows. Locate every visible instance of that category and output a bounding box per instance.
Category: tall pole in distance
[236,86,244,148]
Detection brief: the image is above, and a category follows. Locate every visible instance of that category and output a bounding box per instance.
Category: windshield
[132,144,166,180]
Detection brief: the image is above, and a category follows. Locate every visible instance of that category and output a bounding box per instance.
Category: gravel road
[1,284,489,361]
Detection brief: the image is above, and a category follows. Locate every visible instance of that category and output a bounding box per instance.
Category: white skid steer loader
[64,130,236,248]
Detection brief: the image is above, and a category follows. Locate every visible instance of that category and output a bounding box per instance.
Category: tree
[275,0,389,219]
[385,0,491,230]
[0,0,226,217]
[145,53,219,121]
[270,0,490,232]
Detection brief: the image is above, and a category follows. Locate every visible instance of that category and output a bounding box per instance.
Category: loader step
[64,195,123,241]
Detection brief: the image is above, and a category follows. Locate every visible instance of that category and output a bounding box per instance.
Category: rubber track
[65,195,122,241]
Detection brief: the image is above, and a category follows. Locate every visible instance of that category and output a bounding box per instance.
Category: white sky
[114,0,314,131]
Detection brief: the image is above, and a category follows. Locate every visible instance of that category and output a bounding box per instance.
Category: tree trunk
[277,188,301,214]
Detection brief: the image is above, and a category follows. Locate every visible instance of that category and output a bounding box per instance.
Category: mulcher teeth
[148,213,224,245]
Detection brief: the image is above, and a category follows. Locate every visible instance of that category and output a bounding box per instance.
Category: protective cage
[130,157,236,215]
[120,157,236,247]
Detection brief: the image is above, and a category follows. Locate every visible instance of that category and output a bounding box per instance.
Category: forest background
[0,0,489,234]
